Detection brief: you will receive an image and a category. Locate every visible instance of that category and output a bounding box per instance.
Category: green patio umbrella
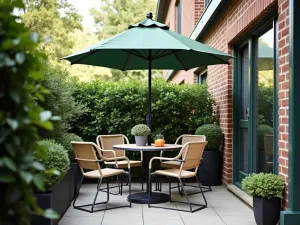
[62,12,232,144]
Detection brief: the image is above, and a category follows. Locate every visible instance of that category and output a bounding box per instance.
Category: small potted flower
[242,173,285,225]
[131,124,151,146]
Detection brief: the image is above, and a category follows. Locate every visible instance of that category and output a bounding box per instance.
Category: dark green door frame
[280,0,300,224]
[233,17,279,184]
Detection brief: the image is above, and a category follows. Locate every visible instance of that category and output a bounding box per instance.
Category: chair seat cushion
[104,160,142,168]
[84,168,125,178]
[161,160,180,169]
[153,169,195,178]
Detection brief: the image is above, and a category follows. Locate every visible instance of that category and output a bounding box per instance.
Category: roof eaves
[165,0,229,81]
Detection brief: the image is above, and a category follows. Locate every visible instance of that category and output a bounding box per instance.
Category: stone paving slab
[59,183,256,225]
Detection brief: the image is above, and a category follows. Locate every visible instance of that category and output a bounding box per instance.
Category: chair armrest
[103,156,131,169]
[149,156,180,169]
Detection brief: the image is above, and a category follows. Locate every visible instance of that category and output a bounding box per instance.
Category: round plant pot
[253,196,281,225]
[198,150,223,186]
[135,136,148,146]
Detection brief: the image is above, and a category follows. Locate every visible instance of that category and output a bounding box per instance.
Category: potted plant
[195,124,223,186]
[32,139,70,225]
[242,173,285,225]
[131,124,151,146]
[57,133,83,201]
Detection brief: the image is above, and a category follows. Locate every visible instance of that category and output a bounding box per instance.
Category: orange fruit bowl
[155,139,165,147]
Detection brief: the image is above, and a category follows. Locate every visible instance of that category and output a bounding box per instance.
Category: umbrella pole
[146,50,152,146]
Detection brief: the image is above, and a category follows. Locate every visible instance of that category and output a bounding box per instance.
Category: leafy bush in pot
[131,124,151,136]
[56,133,83,162]
[195,124,222,150]
[34,140,70,191]
[242,173,285,199]
[257,124,273,150]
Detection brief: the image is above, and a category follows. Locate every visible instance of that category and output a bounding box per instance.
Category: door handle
[246,108,249,119]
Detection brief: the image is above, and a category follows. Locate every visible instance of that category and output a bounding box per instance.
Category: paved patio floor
[58,183,256,225]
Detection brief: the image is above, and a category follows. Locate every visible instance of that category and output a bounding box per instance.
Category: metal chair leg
[179,178,192,212]
[128,168,132,208]
[141,166,144,191]
[148,169,151,208]
[91,178,103,212]
[196,175,207,207]
[169,176,172,202]
[73,176,84,208]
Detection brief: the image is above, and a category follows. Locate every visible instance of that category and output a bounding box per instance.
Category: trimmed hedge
[70,78,215,145]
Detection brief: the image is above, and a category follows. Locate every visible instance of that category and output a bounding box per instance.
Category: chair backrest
[175,135,206,145]
[71,141,102,176]
[96,134,129,158]
[180,141,207,171]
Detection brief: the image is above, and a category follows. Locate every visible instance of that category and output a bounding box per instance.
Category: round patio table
[113,143,182,204]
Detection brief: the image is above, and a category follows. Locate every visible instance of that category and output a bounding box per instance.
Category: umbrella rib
[154,49,182,60]
[171,50,188,71]
[141,49,148,58]
[152,49,163,58]
[121,49,147,60]
[70,49,99,65]
[207,53,230,65]
[122,50,132,71]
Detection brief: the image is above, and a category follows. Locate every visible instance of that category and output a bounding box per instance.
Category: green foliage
[22,0,82,61]
[35,140,70,191]
[70,78,215,146]
[90,0,162,81]
[0,1,58,223]
[131,124,151,136]
[242,173,285,199]
[57,133,83,162]
[257,124,273,150]
[257,84,273,126]
[39,64,88,139]
[195,124,223,151]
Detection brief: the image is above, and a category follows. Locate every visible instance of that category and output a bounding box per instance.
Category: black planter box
[32,168,72,225]
[253,196,281,225]
[198,150,223,186]
[70,162,83,201]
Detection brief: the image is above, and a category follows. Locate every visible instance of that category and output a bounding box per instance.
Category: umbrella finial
[146,12,153,19]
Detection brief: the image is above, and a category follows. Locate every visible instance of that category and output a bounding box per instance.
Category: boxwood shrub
[195,124,223,151]
[242,173,285,199]
[34,140,70,191]
[70,78,215,145]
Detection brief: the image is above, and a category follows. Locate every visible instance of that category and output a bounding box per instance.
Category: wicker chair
[149,141,208,212]
[71,141,131,212]
[96,134,143,194]
[157,135,211,194]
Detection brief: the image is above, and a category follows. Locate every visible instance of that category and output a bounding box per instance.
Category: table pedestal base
[127,192,170,204]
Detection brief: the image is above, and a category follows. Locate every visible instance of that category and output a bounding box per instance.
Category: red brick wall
[277,0,289,208]
[164,0,292,189]
[194,0,205,25]
[161,0,291,206]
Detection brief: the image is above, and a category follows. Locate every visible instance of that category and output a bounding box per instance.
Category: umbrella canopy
[62,12,232,144]
[63,13,231,70]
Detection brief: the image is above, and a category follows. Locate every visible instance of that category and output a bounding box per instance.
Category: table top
[113,144,182,152]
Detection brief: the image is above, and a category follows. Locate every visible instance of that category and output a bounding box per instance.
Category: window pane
[256,28,274,173]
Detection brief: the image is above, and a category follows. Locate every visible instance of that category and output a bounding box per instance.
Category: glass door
[234,19,278,185]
